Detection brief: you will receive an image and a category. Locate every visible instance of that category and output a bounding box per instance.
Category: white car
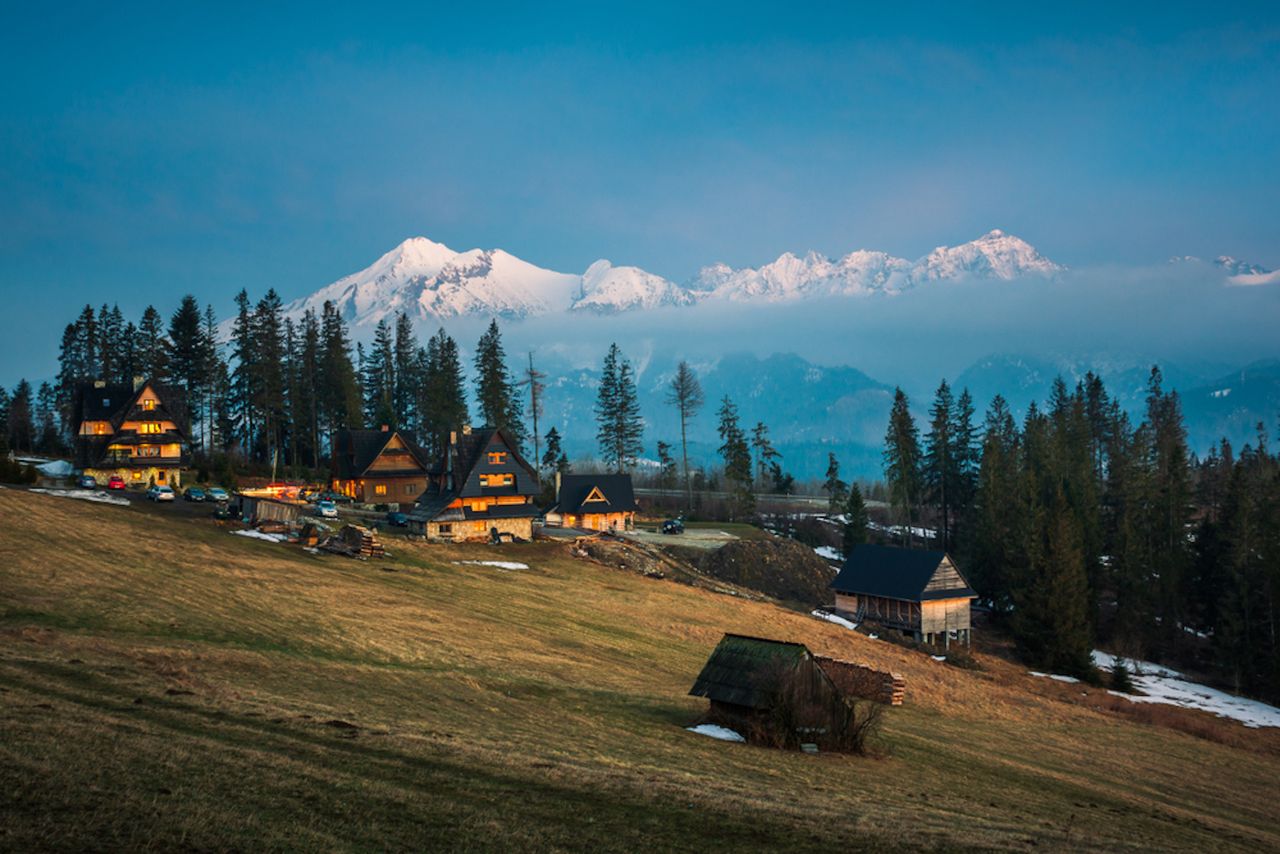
[146,485,176,502]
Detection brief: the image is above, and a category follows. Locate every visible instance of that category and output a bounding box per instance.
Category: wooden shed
[688,633,902,750]
[830,544,977,647]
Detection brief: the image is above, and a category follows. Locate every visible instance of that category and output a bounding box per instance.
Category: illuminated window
[480,473,514,487]
[374,484,387,496]
[137,445,160,458]
[141,399,157,411]
[138,422,162,435]
[132,471,143,480]
[487,451,507,465]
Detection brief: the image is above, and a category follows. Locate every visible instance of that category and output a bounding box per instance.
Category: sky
[2,1,1279,386]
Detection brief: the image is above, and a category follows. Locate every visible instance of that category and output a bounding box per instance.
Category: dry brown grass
[2,487,1279,851]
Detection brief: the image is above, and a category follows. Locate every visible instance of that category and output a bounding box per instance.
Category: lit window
[488,451,507,465]
[374,484,387,496]
[142,399,157,411]
[139,422,162,435]
[132,471,142,480]
[137,445,160,458]
[480,473,514,487]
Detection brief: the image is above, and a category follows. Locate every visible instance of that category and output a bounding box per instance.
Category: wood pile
[319,524,386,559]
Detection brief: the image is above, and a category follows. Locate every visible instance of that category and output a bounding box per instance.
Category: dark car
[77,474,97,489]
[385,511,409,527]
[184,486,206,502]
[661,518,685,535]
[212,501,232,520]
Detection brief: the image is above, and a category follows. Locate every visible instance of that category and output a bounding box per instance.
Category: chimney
[555,470,562,499]
[133,375,145,391]
[380,424,390,432]
[462,424,472,436]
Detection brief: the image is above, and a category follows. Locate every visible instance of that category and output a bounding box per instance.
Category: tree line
[865,369,1280,702]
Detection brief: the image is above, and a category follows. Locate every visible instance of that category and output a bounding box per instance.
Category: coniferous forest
[2,293,1279,704]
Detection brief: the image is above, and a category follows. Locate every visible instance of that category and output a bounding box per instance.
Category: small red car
[106,476,126,491]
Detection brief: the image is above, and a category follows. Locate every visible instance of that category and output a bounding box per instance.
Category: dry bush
[751,659,885,755]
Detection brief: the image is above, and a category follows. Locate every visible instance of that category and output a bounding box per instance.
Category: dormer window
[139,422,162,435]
[480,473,514,488]
[142,399,157,411]
[488,451,507,465]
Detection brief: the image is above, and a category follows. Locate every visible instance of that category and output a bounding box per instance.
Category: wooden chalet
[546,472,637,532]
[330,426,431,505]
[688,634,903,747]
[407,425,539,542]
[830,544,977,647]
[73,378,190,488]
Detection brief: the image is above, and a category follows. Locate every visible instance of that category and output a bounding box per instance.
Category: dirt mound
[700,538,836,606]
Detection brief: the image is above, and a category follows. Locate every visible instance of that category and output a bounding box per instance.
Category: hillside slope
[1,489,1278,851]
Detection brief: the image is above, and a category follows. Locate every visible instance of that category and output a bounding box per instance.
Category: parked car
[184,486,206,502]
[316,499,338,518]
[146,485,176,502]
[212,501,232,520]
[205,487,230,502]
[106,476,127,491]
[77,474,97,489]
[661,518,685,535]
[385,511,409,527]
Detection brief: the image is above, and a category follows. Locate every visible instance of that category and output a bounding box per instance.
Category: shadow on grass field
[1,487,1278,851]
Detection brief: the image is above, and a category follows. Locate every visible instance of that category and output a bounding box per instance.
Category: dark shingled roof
[330,429,429,480]
[407,426,539,524]
[688,634,810,710]
[554,473,638,515]
[830,544,976,602]
[73,380,190,469]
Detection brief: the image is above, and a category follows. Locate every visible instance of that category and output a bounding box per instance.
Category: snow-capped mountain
[571,260,695,314]
[1171,254,1280,286]
[689,229,1061,301]
[279,229,1065,328]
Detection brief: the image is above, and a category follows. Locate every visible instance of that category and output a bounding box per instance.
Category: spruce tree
[318,300,362,441]
[522,351,547,476]
[167,295,206,429]
[883,388,923,546]
[392,313,419,432]
[969,395,1024,612]
[420,328,469,457]
[657,440,677,489]
[473,320,525,445]
[823,452,848,513]
[716,395,754,519]
[7,380,35,453]
[362,318,396,428]
[542,426,570,475]
[924,379,957,549]
[136,305,169,382]
[843,482,870,557]
[750,422,781,488]
[595,343,642,472]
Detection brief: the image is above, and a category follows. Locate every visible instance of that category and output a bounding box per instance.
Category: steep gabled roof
[453,427,539,498]
[687,634,811,710]
[555,473,637,515]
[830,544,976,602]
[331,429,430,480]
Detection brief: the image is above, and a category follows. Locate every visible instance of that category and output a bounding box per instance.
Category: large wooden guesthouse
[330,427,431,505]
[407,426,539,542]
[830,545,977,647]
[73,379,190,488]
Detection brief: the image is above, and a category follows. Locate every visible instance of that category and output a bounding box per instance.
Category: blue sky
[1,2,1278,385]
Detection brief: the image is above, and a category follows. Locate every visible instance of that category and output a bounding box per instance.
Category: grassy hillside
[1,488,1278,852]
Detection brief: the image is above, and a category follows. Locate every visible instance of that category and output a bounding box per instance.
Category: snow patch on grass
[1094,649,1280,729]
[453,560,530,571]
[30,488,130,507]
[813,545,842,561]
[1029,671,1080,684]
[811,609,858,630]
[232,529,288,543]
[686,724,745,743]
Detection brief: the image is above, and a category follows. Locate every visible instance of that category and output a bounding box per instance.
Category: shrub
[1110,660,1135,693]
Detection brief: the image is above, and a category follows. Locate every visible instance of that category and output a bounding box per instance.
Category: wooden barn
[330,427,431,505]
[830,544,977,647]
[73,378,190,489]
[545,472,637,532]
[407,425,540,542]
[688,633,902,750]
